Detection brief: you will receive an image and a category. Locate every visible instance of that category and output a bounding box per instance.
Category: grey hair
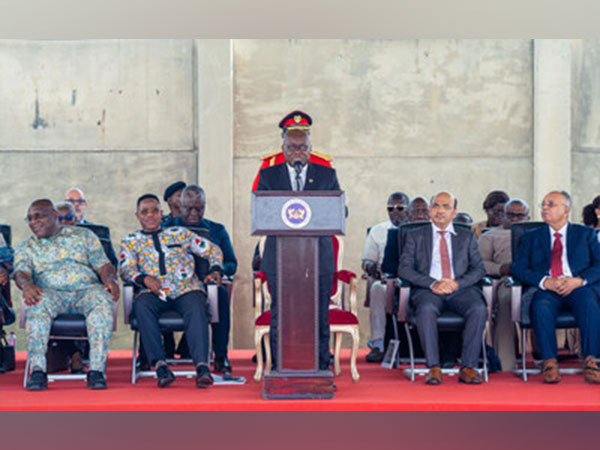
[55,201,76,215]
[182,185,206,202]
[504,198,530,213]
[547,190,572,209]
[64,187,85,198]
[430,191,458,209]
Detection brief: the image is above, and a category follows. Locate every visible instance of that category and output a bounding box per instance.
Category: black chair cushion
[50,314,88,337]
[129,310,185,332]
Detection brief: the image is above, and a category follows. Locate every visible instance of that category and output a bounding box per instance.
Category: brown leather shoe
[458,367,483,384]
[424,366,442,385]
[542,358,561,384]
[583,355,600,384]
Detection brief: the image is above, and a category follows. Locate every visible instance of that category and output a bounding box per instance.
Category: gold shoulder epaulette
[311,150,333,161]
[260,150,282,161]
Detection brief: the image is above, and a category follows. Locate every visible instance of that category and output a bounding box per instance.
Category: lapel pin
[308,178,314,183]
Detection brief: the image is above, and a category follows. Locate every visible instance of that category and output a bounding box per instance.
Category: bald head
[26,198,60,239]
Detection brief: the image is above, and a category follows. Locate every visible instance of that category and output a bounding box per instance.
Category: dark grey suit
[398,223,487,368]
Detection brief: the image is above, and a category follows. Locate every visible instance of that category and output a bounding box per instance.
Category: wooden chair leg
[350,327,360,382]
[334,332,342,376]
[254,330,264,382]
[264,332,272,373]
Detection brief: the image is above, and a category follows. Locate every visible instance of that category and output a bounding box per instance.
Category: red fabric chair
[253,236,360,382]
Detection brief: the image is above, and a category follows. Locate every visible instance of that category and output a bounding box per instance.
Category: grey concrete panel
[234,39,532,160]
[572,39,600,151]
[572,152,600,224]
[0,39,194,151]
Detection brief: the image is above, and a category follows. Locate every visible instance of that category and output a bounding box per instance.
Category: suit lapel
[541,224,551,268]
[277,163,293,190]
[304,163,315,191]
[451,228,460,268]
[424,224,433,273]
[566,223,576,268]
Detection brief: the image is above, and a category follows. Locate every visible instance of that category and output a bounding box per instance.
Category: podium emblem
[281,198,312,229]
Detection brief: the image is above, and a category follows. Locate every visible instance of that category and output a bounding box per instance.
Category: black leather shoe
[26,370,48,391]
[213,356,232,374]
[86,370,107,390]
[365,347,384,363]
[196,365,214,389]
[156,365,176,388]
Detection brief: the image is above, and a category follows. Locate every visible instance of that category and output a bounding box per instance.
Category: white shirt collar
[432,222,457,235]
[549,223,568,238]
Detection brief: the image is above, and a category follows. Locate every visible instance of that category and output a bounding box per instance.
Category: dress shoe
[425,366,442,385]
[156,364,176,388]
[458,367,483,384]
[86,370,108,390]
[196,365,214,389]
[583,355,600,384]
[213,356,232,374]
[542,358,561,384]
[26,370,48,391]
[365,347,384,363]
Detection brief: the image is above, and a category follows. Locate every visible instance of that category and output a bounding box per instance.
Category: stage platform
[0,349,599,410]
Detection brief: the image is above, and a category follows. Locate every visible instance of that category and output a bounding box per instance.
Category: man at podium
[256,110,341,371]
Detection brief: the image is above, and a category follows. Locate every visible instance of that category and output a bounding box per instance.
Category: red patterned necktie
[439,231,452,278]
[551,232,564,277]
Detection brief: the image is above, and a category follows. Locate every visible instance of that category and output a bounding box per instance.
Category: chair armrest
[207,283,219,323]
[479,276,493,287]
[396,278,411,323]
[253,275,264,320]
[111,298,118,331]
[506,277,523,323]
[123,284,134,325]
[19,294,27,329]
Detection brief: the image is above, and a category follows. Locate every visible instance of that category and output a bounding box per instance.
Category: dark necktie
[551,232,564,277]
[438,231,452,279]
[295,172,302,191]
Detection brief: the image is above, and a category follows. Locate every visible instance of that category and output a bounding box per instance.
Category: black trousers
[171,285,231,359]
[267,272,332,371]
[134,290,209,367]
[411,286,487,368]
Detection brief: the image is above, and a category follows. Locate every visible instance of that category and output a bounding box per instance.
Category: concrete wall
[2,39,598,351]
[231,39,534,348]
[0,39,197,349]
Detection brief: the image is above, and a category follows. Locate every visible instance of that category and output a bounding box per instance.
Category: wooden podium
[251,190,346,399]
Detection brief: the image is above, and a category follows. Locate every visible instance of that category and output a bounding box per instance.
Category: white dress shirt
[539,223,574,289]
[429,222,456,280]
[286,163,308,191]
[362,220,394,266]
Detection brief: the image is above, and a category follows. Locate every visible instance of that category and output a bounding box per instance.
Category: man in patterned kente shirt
[119,193,223,389]
[14,199,120,391]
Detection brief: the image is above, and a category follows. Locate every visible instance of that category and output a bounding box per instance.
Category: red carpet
[1,349,599,410]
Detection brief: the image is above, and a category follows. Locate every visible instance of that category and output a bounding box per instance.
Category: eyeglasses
[24,212,51,223]
[387,205,407,212]
[284,144,309,152]
[540,201,567,209]
[66,198,86,204]
[431,203,454,211]
[58,214,74,221]
[505,212,527,219]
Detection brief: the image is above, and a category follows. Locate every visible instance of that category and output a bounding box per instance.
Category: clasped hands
[543,276,583,297]
[143,271,222,297]
[431,278,459,296]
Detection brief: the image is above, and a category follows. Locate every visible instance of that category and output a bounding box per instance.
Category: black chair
[386,221,493,381]
[506,221,585,381]
[0,225,12,312]
[123,226,241,384]
[19,224,118,386]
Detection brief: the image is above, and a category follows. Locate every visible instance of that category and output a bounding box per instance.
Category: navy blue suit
[511,223,600,359]
[381,227,399,276]
[256,162,341,371]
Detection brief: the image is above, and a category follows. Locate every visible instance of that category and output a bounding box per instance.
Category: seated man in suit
[170,184,238,374]
[398,191,487,385]
[362,192,409,362]
[478,198,530,371]
[511,190,600,384]
[256,109,341,372]
[14,199,120,390]
[119,194,223,388]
